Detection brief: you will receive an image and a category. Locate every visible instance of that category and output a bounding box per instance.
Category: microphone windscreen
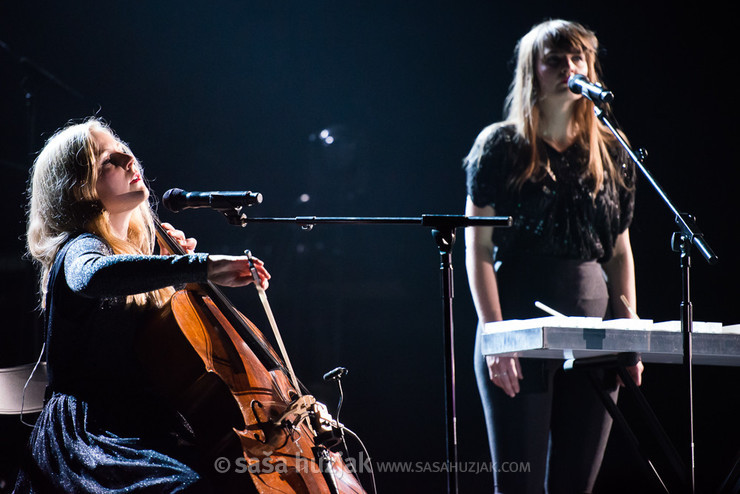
[567,74,586,94]
[162,188,185,212]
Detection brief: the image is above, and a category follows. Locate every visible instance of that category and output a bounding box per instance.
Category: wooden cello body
[138,221,365,493]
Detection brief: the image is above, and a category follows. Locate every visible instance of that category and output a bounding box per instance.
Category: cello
[138,218,367,493]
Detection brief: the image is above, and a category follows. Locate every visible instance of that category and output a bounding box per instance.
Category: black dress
[14,234,212,493]
[465,124,635,493]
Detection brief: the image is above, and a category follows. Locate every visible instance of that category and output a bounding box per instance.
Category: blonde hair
[27,118,173,308]
[504,19,622,194]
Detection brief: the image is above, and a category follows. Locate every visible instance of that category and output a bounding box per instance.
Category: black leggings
[475,257,619,493]
[475,331,618,493]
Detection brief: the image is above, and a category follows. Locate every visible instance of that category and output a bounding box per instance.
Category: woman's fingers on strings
[160,222,196,252]
[183,237,197,253]
[160,222,178,237]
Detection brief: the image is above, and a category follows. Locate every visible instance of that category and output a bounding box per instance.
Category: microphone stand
[212,209,512,494]
[1,40,87,164]
[591,100,718,494]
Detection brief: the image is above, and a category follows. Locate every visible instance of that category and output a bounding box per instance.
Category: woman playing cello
[14,117,270,493]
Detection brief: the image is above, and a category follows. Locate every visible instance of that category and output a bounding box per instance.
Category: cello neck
[152,217,292,379]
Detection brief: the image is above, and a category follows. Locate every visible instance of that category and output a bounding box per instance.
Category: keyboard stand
[718,450,740,494]
[565,352,691,493]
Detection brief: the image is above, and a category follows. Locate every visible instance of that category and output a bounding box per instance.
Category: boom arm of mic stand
[227,213,512,229]
[594,107,718,265]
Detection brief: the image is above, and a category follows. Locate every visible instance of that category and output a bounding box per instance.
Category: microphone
[568,74,614,104]
[323,367,348,381]
[162,188,262,212]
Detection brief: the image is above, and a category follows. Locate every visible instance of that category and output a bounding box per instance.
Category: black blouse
[465,124,635,263]
[46,233,210,415]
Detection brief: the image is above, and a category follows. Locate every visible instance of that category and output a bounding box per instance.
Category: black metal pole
[432,227,458,494]
[594,104,717,494]
[675,233,695,493]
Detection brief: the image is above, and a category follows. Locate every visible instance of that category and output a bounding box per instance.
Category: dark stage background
[1,2,738,493]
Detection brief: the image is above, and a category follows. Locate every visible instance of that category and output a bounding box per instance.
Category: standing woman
[464,20,643,493]
[15,118,269,492]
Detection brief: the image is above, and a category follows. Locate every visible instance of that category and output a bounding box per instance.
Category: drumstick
[534,301,566,317]
[620,295,639,319]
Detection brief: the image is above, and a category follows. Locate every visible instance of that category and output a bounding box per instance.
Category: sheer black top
[465,124,635,263]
